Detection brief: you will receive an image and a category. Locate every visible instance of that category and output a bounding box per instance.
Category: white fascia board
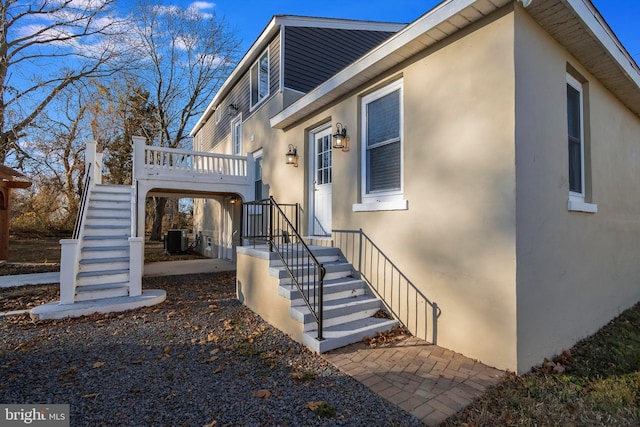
[270,0,510,129]
[565,0,640,89]
[276,15,407,32]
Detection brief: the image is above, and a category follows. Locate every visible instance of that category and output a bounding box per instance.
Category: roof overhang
[190,16,406,136]
[271,0,640,130]
[0,164,31,189]
[526,0,640,115]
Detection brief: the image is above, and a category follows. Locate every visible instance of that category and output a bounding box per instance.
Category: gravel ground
[0,272,422,426]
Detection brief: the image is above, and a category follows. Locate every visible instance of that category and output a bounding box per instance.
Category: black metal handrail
[72,163,92,239]
[241,198,298,246]
[242,197,326,340]
[332,229,441,344]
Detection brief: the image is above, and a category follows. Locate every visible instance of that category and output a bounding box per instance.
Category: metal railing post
[358,228,363,276]
[269,198,274,252]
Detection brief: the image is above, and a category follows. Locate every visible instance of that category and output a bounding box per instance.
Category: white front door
[310,126,332,236]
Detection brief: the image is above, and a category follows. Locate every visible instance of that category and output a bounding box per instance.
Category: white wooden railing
[133,136,249,181]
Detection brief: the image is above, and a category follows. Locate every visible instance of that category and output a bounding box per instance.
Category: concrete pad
[143,259,235,277]
[0,272,59,288]
[30,289,166,320]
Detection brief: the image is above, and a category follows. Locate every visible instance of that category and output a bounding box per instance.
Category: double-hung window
[566,73,597,213]
[355,79,407,211]
[254,150,264,200]
[250,50,269,108]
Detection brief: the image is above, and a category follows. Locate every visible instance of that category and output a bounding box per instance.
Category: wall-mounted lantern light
[332,123,349,151]
[230,195,239,204]
[285,144,298,167]
[227,104,239,116]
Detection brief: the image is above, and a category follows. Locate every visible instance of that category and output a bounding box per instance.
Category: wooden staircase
[268,245,398,353]
[74,184,132,301]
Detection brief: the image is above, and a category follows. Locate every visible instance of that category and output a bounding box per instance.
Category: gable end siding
[201,33,281,152]
[283,27,396,93]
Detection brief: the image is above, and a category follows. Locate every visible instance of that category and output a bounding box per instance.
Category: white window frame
[253,148,264,201]
[566,74,597,214]
[250,49,270,109]
[353,79,407,212]
[215,107,221,124]
[230,114,242,155]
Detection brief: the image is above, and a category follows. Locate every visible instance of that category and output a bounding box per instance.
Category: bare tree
[131,1,240,240]
[87,78,157,185]
[21,83,92,227]
[0,0,129,165]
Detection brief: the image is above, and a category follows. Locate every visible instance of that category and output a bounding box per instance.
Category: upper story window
[215,107,222,124]
[250,50,269,108]
[566,72,597,213]
[231,114,242,155]
[354,79,407,212]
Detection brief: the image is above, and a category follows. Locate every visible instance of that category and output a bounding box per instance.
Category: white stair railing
[60,141,102,304]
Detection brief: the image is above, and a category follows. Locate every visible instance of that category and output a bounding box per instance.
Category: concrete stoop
[29,290,166,320]
[268,245,399,353]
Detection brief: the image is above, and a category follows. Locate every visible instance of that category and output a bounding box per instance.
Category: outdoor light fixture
[227,104,239,116]
[230,195,238,204]
[332,123,349,151]
[285,144,298,167]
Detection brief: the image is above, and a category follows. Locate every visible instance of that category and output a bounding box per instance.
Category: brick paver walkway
[322,336,505,426]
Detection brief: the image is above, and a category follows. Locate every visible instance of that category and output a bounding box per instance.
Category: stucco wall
[236,250,304,342]
[274,9,519,371]
[514,7,640,372]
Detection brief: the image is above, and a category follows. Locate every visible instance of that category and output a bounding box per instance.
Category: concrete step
[273,246,343,264]
[290,295,383,331]
[75,282,130,301]
[76,269,129,287]
[270,261,353,284]
[303,318,399,353]
[81,246,129,259]
[280,277,367,304]
[78,257,129,273]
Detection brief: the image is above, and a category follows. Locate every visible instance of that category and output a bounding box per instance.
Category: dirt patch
[0,284,59,312]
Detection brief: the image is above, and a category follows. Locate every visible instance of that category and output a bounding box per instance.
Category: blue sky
[190,0,639,64]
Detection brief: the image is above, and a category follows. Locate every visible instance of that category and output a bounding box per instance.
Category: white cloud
[187,1,216,19]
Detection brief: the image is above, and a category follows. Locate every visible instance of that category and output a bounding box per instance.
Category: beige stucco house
[191,0,640,374]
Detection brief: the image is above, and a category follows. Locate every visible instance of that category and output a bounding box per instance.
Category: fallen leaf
[291,372,303,380]
[213,367,223,374]
[82,393,99,399]
[306,401,324,411]
[203,421,217,427]
[164,346,171,355]
[207,333,219,342]
[93,361,105,369]
[252,389,271,399]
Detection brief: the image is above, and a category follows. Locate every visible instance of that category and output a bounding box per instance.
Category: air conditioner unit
[166,229,188,253]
